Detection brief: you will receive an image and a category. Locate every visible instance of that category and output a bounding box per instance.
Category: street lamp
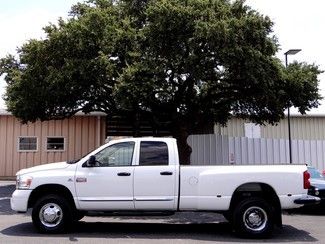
[284,49,301,164]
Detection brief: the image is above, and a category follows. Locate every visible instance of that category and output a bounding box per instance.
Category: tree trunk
[172,125,192,165]
[132,111,141,137]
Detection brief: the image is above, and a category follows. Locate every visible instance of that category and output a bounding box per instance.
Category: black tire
[232,197,274,238]
[74,210,86,221]
[32,194,73,234]
[222,211,232,222]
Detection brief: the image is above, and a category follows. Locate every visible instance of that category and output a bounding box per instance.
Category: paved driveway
[1,181,324,243]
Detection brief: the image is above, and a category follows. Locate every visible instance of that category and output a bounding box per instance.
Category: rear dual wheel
[233,197,274,238]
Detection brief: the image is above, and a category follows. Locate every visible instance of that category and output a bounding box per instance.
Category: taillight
[303,170,311,189]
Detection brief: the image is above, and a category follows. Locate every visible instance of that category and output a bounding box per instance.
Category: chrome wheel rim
[39,203,63,228]
[243,206,267,232]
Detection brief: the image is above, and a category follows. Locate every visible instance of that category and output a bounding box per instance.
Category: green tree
[0,0,322,164]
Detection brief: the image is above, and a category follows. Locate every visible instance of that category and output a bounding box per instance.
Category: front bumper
[10,189,32,212]
[294,195,321,205]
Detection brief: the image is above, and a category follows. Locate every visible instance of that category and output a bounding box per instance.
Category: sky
[0,0,325,115]
[246,0,325,115]
[0,0,79,108]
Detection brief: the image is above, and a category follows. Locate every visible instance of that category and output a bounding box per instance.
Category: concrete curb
[0,181,15,186]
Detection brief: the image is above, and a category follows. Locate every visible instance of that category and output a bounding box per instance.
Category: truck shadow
[288,207,325,216]
[0,184,319,242]
[1,221,318,242]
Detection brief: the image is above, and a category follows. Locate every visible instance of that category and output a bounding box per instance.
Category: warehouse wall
[0,115,106,178]
[188,134,325,170]
[215,116,325,140]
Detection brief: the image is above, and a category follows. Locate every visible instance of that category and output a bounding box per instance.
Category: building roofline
[0,108,106,117]
[288,112,325,117]
[288,114,318,117]
[74,111,107,116]
[0,109,10,115]
[2,108,325,118]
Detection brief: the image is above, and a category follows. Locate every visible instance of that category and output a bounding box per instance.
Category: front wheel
[32,194,73,233]
[233,197,274,238]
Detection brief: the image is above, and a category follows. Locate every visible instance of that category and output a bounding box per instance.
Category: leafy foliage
[0,0,322,163]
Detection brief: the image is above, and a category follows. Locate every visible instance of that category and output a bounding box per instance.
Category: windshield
[308,167,324,179]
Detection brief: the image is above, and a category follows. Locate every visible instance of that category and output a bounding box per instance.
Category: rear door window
[139,141,169,166]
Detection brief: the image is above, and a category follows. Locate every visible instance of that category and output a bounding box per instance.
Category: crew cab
[11,137,318,238]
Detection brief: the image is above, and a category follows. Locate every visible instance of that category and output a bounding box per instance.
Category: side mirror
[83,155,96,167]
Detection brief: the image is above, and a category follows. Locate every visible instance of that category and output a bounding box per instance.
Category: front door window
[95,141,135,167]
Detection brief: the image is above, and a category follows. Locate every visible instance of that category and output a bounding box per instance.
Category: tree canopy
[0,0,322,164]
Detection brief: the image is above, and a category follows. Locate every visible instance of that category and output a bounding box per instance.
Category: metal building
[188,114,325,169]
[0,109,106,179]
[214,114,325,140]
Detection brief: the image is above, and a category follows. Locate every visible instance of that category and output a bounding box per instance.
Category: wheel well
[229,183,282,226]
[28,184,76,210]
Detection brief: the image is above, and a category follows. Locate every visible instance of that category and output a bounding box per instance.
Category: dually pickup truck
[11,137,319,238]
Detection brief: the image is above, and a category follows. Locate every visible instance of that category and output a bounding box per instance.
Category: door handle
[117,172,131,176]
[160,171,173,176]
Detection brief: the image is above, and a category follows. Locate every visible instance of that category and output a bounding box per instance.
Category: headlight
[16,175,33,189]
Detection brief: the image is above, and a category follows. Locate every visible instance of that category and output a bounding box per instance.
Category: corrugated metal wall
[188,134,325,170]
[0,115,106,178]
[215,116,325,140]
[187,134,229,165]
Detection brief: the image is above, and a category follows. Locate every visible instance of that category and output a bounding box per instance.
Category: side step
[86,211,176,217]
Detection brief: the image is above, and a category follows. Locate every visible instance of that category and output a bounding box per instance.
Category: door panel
[75,167,134,210]
[75,141,135,210]
[133,141,177,210]
[134,165,177,210]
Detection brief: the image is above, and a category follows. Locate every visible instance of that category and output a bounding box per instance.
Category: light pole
[284,49,301,164]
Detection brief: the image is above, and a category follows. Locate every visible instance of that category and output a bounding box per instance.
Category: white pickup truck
[11,137,318,238]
